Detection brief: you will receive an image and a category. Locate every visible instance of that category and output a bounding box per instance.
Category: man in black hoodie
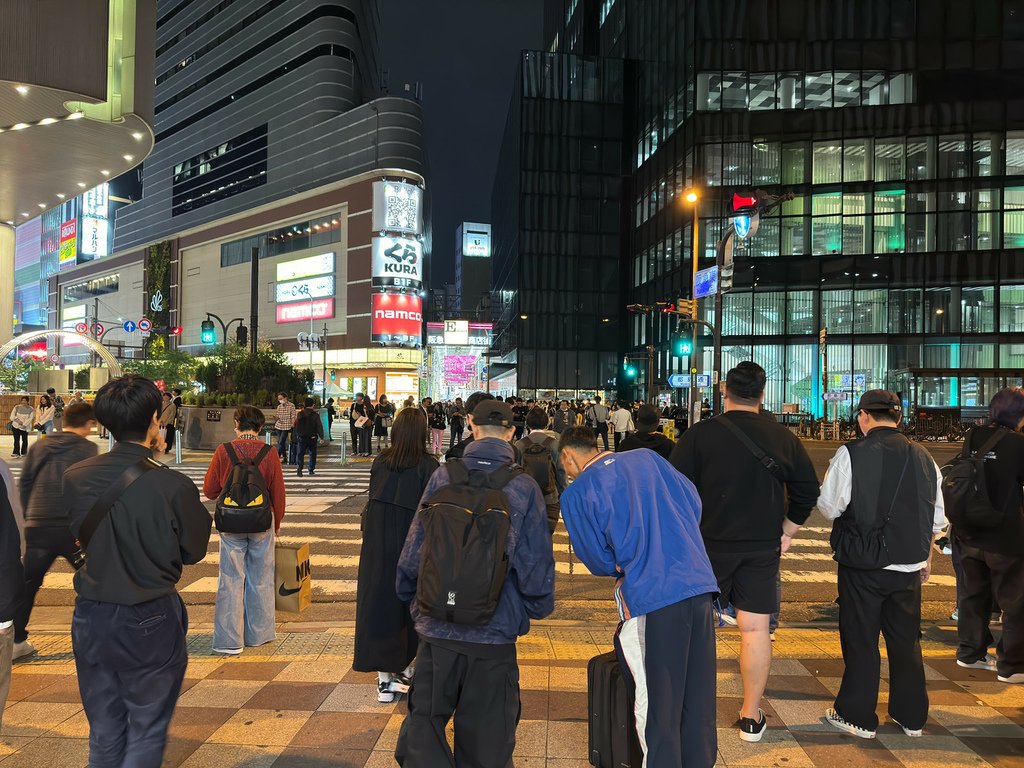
[12,401,99,660]
[444,390,494,461]
[0,464,22,731]
[618,405,674,460]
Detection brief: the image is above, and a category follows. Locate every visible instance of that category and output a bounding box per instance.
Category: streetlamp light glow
[684,189,699,204]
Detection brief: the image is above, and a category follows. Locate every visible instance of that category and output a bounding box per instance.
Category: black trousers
[957,545,1024,677]
[951,534,999,615]
[617,594,717,768]
[396,639,519,768]
[72,592,188,768]
[15,526,80,643]
[613,431,625,450]
[835,566,928,731]
[594,422,609,450]
[11,428,28,455]
[297,436,318,473]
[164,425,175,451]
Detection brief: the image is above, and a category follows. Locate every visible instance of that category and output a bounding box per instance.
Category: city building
[46,0,428,402]
[495,0,1024,414]
[424,320,495,401]
[0,0,156,345]
[454,221,492,313]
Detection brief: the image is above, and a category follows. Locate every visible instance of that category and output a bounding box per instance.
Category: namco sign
[276,298,335,324]
[371,293,423,346]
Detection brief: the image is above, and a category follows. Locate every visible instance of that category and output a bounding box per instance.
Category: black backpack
[416,461,522,625]
[521,436,557,496]
[941,428,1007,529]
[215,443,274,534]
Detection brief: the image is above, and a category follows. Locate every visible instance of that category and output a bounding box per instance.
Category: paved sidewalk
[3,623,1022,767]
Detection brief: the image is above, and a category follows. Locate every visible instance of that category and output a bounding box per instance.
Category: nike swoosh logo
[279,582,301,597]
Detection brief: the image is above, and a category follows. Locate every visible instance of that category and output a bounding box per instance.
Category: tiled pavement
[3,624,1023,767]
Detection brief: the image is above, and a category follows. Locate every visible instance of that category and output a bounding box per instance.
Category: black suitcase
[587,650,643,768]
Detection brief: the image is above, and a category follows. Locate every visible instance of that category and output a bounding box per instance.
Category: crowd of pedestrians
[1,369,1023,768]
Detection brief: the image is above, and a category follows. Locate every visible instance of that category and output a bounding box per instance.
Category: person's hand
[780,533,794,554]
[921,560,932,584]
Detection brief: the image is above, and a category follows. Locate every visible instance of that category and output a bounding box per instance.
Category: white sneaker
[388,672,412,694]
[12,640,36,661]
[825,708,876,739]
[957,655,997,671]
[377,680,396,703]
[212,647,242,656]
[892,717,923,737]
[998,672,1024,684]
[950,607,959,621]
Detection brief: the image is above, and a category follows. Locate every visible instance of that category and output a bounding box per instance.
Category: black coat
[353,452,439,672]
[0,472,23,623]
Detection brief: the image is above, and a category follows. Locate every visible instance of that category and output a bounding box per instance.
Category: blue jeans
[276,428,292,461]
[72,593,187,768]
[40,420,54,435]
[298,436,318,473]
[214,531,276,651]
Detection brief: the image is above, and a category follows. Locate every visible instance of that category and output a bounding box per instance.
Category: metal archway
[0,331,123,377]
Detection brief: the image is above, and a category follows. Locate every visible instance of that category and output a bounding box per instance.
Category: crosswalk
[4,458,372,500]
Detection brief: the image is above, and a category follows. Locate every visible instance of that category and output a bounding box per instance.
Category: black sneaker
[738,709,767,742]
[824,707,876,739]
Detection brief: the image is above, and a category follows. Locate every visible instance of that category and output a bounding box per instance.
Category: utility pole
[322,322,328,402]
[646,344,655,404]
[688,198,700,424]
[249,246,259,355]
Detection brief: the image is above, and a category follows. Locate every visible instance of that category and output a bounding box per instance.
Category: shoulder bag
[718,416,783,481]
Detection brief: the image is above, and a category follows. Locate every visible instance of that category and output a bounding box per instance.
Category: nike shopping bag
[275,542,312,613]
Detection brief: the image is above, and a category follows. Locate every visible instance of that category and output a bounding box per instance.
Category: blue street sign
[694,266,719,299]
[695,374,711,388]
[122,320,137,333]
[668,374,691,388]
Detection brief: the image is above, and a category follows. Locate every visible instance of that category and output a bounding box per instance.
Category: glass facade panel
[907,137,936,180]
[1005,131,1024,175]
[822,290,853,333]
[752,291,785,335]
[843,140,869,182]
[1004,187,1024,248]
[722,293,752,335]
[961,287,995,333]
[812,142,842,184]
[999,285,1024,332]
[875,139,905,181]
[854,289,887,334]
[874,191,905,252]
[787,291,815,335]
[937,135,969,178]
[889,289,923,334]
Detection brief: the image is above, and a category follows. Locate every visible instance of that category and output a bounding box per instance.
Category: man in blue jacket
[559,427,719,768]
[395,399,555,768]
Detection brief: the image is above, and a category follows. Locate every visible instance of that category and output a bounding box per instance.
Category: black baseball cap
[472,400,514,428]
[857,389,901,413]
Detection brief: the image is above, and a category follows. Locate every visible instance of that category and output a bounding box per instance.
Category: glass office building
[516,0,1024,412]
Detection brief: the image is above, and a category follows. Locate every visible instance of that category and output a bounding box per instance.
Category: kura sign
[371,293,423,347]
[372,236,423,289]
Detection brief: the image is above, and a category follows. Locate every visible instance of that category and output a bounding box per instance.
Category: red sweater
[203,439,287,531]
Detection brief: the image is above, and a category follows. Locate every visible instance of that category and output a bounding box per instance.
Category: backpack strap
[970,428,1007,460]
[252,443,272,466]
[224,442,242,466]
[485,464,524,491]
[445,460,470,486]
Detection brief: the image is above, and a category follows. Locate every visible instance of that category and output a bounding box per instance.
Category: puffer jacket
[20,432,98,527]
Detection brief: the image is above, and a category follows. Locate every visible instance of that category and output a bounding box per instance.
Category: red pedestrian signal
[169,326,183,336]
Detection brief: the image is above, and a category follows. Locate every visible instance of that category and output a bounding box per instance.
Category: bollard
[264,430,273,445]
[338,434,347,466]
[175,431,182,465]
[108,433,114,453]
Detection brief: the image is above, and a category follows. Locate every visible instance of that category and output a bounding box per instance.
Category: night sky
[379,0,544,287]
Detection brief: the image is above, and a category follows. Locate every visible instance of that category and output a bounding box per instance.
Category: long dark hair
[380,407,428,471]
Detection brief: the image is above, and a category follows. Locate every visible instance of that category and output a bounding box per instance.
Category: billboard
[371,293,423,346]
[426,322,493,347]
[372,181,422,235]
[372,236,423,289]
[275,275,336,303]
[276,298,335,323]
[463,231,490,258]
[276,252,334,282]
[58,219,77,270]
[80,217,109,257]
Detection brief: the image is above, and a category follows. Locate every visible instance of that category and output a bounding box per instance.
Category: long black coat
[353,453,439,672]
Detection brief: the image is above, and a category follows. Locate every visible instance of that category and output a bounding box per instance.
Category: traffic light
[673,337,692,357]
[236,324,248,346]
[624,364,637,379]
[329,369,337,381]
[200,320,216,344]
[169,326,183,337]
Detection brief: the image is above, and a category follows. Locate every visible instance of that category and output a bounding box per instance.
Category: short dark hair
[990,387,1024,429]
[171,388,181,396]
[594,395,601,404]
[94,375,162,442]
[526,407,549,430]
[162,391,172,399]
[63,401,95,428]
[234,405,265,432]
[464,390,494,417]
[303,397,315,408]
[861,408,900,425]
[46,387,55,395]
[558,426,598,454]
[726,361,767,404]
[277,392,288,398]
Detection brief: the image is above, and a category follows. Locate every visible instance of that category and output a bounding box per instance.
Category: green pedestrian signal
[200,320,216,345]
[674,337,692,356]
[624,365,637,379]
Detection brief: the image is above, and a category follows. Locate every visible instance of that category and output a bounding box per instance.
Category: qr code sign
[384,184,420,231]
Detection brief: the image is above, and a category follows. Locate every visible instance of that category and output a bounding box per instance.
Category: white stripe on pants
[618,615,651,767]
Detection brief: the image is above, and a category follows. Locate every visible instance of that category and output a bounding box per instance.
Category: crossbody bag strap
[879,449,912,528]
[78,458,159,550]
[972,428,1007,459]
[718,416,783,480]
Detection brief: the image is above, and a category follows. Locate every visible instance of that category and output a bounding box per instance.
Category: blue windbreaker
[559,448,718,617]
[396,438,556,644]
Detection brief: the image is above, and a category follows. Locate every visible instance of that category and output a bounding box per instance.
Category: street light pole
[684,189,700,424]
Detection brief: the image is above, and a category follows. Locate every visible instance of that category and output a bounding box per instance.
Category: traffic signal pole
[689,202,700,425]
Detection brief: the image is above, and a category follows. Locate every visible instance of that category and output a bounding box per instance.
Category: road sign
[49,354,60,364]
[141,331,151,338]
[123,320,137,333]
[823,391,849,401]
[313,379,325,389]
[695,374,711,388]
[92,323,104,336]
[668,374,691,388]
[74,322,88,333]
[694,266,719,299]
[138,318,152,332]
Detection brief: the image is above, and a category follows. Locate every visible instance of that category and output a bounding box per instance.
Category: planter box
[179,407,330,450]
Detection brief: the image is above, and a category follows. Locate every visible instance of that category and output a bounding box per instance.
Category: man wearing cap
[396,399,555,767]
[617,405,674,460]
[817,389,946,739]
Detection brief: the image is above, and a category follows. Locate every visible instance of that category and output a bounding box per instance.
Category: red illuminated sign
[276,298,335,324]
[371,293,423,344]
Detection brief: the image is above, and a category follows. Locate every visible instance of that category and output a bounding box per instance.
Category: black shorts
[707,549,780,615]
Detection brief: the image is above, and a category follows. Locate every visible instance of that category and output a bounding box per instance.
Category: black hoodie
[617,430,674,460]
[20,431,98,527]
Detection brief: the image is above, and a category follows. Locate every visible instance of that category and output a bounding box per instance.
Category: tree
[0,354,33,393]
[122,347,199,389]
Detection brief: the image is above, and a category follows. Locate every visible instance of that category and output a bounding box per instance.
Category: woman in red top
[203,405,286,655]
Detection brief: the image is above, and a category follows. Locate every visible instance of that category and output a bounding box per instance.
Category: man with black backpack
[294,398,325,477]
[395,399,555,768]
[944,387,1024,685]
[817,389,947,737]
[64,375,212,767]
[515,406,567,533]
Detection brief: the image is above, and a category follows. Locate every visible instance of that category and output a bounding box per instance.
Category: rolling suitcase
[587,650,643,768]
